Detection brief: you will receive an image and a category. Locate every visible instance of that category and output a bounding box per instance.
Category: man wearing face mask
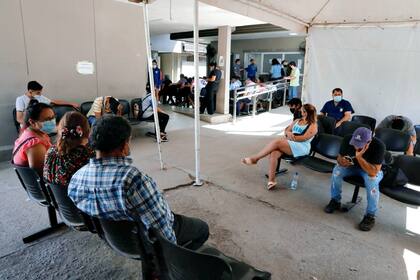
[152,59,162,101]
[324,127,386,231]
[15,81,79,128]
[69,116,209,250]
[287,98,302,120]
[320,88,354,129]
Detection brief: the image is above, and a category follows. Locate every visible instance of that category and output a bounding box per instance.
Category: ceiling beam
[199,0,308,33]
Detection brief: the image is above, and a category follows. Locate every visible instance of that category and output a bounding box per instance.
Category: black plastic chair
[12,108,20,134]
[380,155,420,205]
[336,121,371,137]
[13,165,65,243]
[343,155,420,213]
[301,134,343,173]
[265,154,307,178]
[317,115,336,135]
[80,101,93,116]
[91,218,157,279]
[53,105,77,123]
[152,229,271,280]
[351,115,376,131]
[375,128,411,153]
[46,183,87,229]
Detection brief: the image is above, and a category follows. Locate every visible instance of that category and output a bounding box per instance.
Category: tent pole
[193,0,203,186]
[143,2,164,170]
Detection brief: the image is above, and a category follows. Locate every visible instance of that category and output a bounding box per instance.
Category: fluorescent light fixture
[289,32,298,36]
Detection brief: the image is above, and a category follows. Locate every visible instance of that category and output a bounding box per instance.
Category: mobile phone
[344,155,354,165]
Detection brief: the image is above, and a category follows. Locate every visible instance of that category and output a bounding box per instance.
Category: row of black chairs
[13,164,271,279]
[272,119,420,213]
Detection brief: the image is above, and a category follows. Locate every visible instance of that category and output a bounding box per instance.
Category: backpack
[380,155,409,188]
[133,95,152,120]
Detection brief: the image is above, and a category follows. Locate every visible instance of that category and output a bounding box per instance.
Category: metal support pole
[252,96,257,116]
[283,83,287,107]
[143,3,164,170]
[193,0,203,186]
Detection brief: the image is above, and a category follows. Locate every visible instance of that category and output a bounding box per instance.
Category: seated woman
[12,100,56,175]
[44,111,94,186]
[242,104,318,190]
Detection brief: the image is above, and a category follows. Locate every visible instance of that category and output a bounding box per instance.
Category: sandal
[241,157,256,165]
[267,181,277,190]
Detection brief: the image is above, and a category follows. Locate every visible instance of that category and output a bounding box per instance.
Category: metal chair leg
[22,206,66,243]
[341,185,362,212]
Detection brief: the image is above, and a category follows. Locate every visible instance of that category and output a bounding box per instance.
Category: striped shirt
[68,157,176,243]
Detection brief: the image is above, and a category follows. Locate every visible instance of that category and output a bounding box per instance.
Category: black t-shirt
[208,69,222,86]
[339,135,385,166]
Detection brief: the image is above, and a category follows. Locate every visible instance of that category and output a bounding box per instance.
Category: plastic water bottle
[290,172,299,190]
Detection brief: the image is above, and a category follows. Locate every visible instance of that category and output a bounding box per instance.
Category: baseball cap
[350,127,372,149]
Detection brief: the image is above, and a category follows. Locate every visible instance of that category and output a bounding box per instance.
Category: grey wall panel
[94,0,148,99]
[21,0,98,102]
[0,0,30,146]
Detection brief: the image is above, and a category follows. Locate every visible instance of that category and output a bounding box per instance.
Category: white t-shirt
[141,94,154,119]
[15,94,51,112]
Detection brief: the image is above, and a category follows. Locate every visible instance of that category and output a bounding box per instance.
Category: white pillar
[216,25,232,114]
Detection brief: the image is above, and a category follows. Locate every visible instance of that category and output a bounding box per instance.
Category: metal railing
[232,79,288,123]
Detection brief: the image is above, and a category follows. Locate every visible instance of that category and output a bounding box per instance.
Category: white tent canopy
[201,0,420,31]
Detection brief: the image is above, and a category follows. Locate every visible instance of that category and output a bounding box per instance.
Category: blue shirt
[68,157,176,244]
[153,67,161,88]
[246,63,257,78]
[270,65,282,79]
[320,99,354,121]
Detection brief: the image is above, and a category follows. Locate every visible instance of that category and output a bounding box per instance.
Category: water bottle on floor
[290,172,299,190]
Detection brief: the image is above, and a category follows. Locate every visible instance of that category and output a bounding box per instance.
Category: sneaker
[359,214,375,231]
[160,135,168,142]
[324,199,341,214]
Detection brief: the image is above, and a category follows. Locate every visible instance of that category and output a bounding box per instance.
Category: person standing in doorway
[245,59,258,82]
[152,60,162,102]
[200,62,222,115]
[284,61,300,100]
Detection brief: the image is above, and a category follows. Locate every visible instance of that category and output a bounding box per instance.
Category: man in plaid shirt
[68,116,209,249]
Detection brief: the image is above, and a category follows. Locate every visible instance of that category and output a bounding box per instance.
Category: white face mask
[153,65,157,69]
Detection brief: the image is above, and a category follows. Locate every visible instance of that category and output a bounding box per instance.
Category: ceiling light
[289,32,298,36]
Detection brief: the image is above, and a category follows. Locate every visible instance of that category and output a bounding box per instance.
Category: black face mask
[290,108,296,114]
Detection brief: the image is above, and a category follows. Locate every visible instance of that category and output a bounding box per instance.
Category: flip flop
[241,157,255,165]
[267,181,277,190]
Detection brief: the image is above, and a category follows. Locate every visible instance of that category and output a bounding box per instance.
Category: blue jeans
[288,86,298,100]
[330,164,383,216]
[88,116,97,126]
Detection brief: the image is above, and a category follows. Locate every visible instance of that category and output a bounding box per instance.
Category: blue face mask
[333,96,342,103]
[40,119,56,134]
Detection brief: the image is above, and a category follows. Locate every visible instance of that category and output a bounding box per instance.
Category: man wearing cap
[324,127,386,231]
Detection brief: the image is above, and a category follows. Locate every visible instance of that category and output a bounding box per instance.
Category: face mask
[333,96,342,103]
[153,65,157,69]
[289,108,296,114]
[40,119,56,134]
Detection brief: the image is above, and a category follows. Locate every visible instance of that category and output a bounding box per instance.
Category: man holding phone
[324,127,386,231]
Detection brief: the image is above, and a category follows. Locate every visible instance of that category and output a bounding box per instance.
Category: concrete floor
[1,107,420,280]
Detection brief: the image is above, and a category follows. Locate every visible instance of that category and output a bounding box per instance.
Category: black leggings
[144,112,169,133]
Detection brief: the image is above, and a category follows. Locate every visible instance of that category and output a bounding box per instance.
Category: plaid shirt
[68,157,176,243]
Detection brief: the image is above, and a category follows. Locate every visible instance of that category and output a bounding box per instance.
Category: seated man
[320,88,354,129]
[287,98,302,120]
[15,81,79,128]
[324,127,385,231]
[141,92,170,142]
[377,115,417,156]
[68,116,209,249]
[86,96,123,126]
